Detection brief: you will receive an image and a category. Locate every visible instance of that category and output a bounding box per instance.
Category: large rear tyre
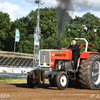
[56,72,69,90]
[27,75,37,88]
[79,54,100,90]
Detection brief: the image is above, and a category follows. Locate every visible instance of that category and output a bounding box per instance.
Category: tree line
[0,7,100,53]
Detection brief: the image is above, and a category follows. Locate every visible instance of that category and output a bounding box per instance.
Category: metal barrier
[0,51,33,67]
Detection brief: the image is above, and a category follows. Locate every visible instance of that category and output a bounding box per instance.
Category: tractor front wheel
[27,75,37,88]
[56,72,69,90]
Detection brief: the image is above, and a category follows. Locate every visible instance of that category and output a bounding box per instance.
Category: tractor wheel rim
[92,61,100,85]
[60,75,67,87]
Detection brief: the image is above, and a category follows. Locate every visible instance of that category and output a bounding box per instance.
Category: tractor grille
[39,50,50,67]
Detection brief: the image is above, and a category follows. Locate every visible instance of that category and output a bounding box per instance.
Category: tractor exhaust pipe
[57,40,60,50]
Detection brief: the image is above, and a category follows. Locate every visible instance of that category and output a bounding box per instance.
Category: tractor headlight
[51,54,54,56]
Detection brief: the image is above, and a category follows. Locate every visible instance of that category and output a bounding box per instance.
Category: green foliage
[0,10,100,54]
[40,7,58,49]
[10,8,58,53]
[61,12,100,52]
[0,12,11,32]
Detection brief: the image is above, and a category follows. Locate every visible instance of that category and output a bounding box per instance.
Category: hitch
[29,70,45,84]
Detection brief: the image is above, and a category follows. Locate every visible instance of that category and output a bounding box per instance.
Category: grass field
[0,78,49,82]
[0,78,27,82]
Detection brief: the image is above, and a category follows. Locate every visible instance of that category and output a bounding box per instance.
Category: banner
[34,33,39,46]
[15,29,20,42]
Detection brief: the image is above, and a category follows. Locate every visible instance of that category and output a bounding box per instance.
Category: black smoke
[56,0,92,49]
[56,0,92,40]
[56,0,73,41]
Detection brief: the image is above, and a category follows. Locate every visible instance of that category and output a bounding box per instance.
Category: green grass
[45,79,49,82]
[0,78,27,82]
[0,78,48,82]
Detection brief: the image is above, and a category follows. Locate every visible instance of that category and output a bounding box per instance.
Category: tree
[0,12,11,33]
[0,12,11,51]
[40,7,58,49]
[10,7,58,53]
[1,9,100,54]
[61,13,100,53]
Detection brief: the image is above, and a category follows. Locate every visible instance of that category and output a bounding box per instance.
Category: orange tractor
[27,38,100,90]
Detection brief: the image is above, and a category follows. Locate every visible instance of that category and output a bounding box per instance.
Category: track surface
[0,82,100,100]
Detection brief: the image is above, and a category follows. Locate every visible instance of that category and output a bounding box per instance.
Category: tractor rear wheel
[79,54,100,90]
[27,75,37,88]
[56,72,69,90]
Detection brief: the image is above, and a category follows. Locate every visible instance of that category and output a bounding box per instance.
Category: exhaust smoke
[56,0,92,49]
[56,0,73,42]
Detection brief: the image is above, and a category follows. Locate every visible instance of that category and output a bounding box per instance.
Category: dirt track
[0,82,100,100]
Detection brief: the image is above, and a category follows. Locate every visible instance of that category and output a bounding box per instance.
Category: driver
[68,39,80,70]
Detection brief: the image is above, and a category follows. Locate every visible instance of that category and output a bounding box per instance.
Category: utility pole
[34,0,44,67]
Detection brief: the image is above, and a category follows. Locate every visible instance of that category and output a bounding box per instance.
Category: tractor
[27,38,100,90]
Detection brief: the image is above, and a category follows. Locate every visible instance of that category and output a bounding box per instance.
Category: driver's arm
[68,45,79,51]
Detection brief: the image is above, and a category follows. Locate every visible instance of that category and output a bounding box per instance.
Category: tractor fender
[80,52,99,59]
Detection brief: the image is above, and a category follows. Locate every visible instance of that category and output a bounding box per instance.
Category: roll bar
[75,38,88,52]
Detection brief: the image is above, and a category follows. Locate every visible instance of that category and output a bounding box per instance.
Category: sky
[0,0,100,21]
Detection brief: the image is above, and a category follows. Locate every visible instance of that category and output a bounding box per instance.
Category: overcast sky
[0,0,100,21]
